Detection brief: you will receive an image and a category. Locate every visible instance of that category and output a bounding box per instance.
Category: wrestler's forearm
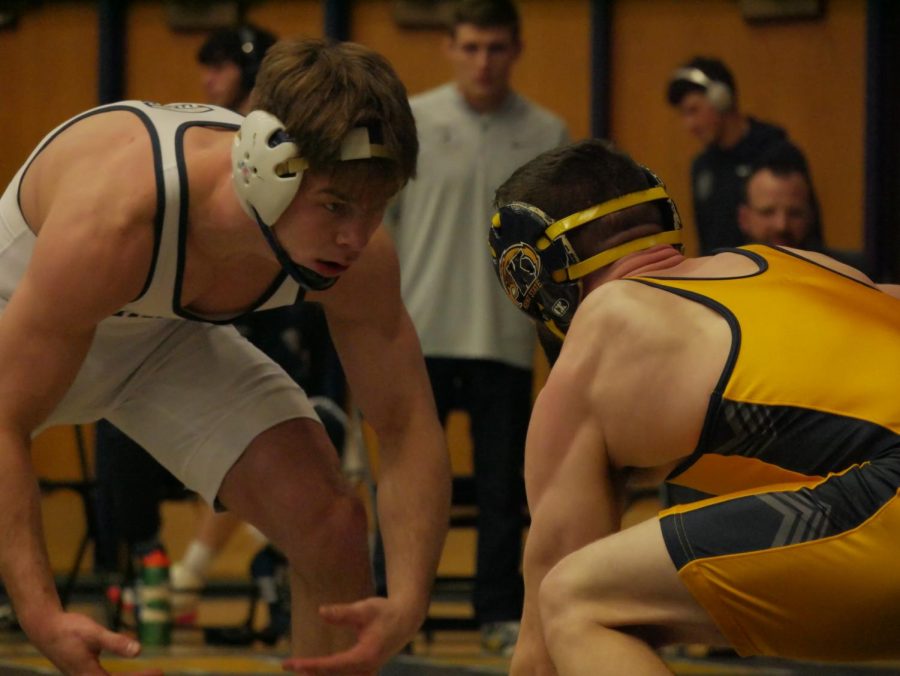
[0,429,63,634]
[376,424,450,623]
[511,571,555,675]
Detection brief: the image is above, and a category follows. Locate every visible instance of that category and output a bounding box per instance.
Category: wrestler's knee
[538,557,592,650]
[269,476,369,567]
[218,420,369,566]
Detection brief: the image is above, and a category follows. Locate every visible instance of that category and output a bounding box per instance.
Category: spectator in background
[739,140,871,272]
[667,56,801,254]
[383,0,568,656]
[197,23,277,115]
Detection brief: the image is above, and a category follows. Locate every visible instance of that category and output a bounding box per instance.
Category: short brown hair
[449,0,520,42]
[495,139,666,259]
[252,37,417,191]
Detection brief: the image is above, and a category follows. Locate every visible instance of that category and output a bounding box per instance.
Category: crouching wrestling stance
[488,139,900,675]
[0,37,450,675]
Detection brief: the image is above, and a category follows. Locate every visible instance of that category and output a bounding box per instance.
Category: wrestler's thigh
[216,416,349,544]
[544,517,725,646]
[106,321,320,506]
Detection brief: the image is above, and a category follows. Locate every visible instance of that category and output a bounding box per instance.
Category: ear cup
[704,80,733,112]
[231,110,303,226]
[489,202,583,335]
[671,67,733,112]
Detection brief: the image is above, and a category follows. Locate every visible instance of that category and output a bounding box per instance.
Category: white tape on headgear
[231,111,394,227]
[340,126,393,161]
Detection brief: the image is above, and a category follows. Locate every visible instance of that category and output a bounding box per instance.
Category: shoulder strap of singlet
[125,102,245,316]
[13,100,300,320]
[131,101,302,320]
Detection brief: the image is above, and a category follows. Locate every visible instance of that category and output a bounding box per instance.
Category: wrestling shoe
[480,620,520,657]
[169,562,204,626]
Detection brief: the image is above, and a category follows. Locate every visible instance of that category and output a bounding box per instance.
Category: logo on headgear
[550,298,570,318]
[144,102,214,114]
[237,159,252,183]
[498,243,542,311]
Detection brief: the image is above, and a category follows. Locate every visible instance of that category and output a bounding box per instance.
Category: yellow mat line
[1,655,285,674]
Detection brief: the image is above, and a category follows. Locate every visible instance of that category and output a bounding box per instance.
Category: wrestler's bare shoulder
[20,110,159,237]
[558,278,731,469]
[570,278,707,350]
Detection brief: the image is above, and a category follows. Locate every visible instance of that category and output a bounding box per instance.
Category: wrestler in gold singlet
[641,245,900,660]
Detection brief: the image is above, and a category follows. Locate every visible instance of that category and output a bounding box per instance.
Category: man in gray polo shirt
[383,0,568,656]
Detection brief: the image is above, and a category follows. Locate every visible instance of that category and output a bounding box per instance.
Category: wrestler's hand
[27,610,163,676]
[281,596,418,675]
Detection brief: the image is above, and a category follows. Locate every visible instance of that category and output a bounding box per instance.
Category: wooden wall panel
[512,0,591,140]
[125,1,209,103]
[0,2,98,187]
[245,0,324,40]
[125,1,324,104]
[610,0,866,253]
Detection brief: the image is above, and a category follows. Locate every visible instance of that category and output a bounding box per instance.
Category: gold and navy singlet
[628,245,900,661]
[631,244,900,495]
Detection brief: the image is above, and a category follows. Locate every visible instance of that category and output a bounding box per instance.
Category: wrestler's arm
[510,349,624,675]
[0,164,154,673]
[301,227,451,669]
[877,283,900,300]
[785,247,900,298]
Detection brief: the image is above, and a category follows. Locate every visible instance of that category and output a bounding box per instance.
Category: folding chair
[37,425,97,609]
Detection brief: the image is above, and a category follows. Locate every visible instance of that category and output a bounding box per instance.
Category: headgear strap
[488,172,682,339]
[231,110,395,290]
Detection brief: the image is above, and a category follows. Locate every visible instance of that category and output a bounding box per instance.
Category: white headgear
[231,110,392,227]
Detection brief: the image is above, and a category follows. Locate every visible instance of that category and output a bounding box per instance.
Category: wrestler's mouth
[313,260,349,276]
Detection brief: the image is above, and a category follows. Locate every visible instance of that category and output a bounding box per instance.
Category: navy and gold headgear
[488,167,682,339]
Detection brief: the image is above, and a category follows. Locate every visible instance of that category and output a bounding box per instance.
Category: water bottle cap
[142,549,170,567]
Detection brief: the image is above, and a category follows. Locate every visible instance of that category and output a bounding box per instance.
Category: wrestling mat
[0,644,898,675]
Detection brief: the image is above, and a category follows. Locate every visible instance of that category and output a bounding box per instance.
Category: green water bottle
[138,549,172,647]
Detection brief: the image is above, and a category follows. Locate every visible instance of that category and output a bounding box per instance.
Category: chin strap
[552,230,683,282]
[252,208,338,291]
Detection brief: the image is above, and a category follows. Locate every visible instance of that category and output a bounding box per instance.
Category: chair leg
[59,529,91,609]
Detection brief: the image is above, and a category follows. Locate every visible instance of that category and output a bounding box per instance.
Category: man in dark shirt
[739,139,871,273]
[667,56,796,254]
